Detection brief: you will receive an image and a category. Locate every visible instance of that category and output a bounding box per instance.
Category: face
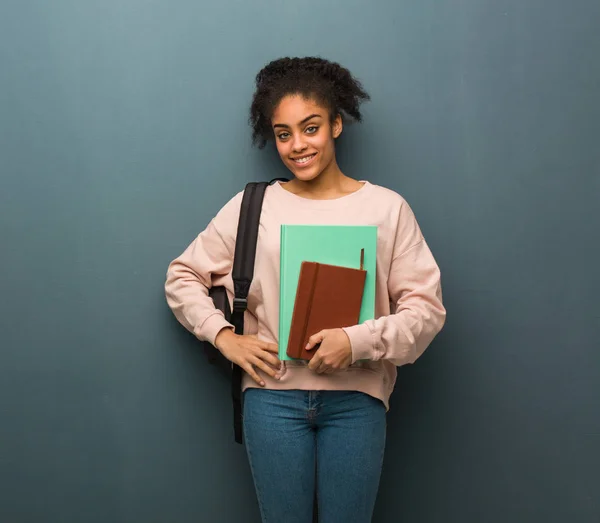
[271,95,342,182]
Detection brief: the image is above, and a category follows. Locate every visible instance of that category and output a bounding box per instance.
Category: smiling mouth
[291,153,317,166]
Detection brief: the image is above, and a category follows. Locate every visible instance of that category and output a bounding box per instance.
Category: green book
[279,225,378,361]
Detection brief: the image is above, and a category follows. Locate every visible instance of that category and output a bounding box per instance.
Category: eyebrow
[272,113,323,129]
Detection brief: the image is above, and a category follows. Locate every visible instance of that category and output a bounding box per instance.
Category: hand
[214,328,281,386]
[306,328,353,375]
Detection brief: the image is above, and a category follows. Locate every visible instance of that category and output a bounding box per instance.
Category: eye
[277,132,290,141]
[305,126,318,134]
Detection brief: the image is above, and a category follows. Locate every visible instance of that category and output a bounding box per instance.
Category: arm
[164,194,241,346]
[165,192,281,384]
[343,202,446,366]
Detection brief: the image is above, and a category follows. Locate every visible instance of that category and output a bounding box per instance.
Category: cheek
[314,134,334,155]
[275,141,290,160]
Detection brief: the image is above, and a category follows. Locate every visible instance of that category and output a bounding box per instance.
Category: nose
[291,134,308,153]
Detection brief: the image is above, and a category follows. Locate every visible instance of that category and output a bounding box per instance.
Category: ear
[332,114,343,139]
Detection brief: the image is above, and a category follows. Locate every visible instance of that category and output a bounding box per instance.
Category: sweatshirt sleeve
[343,199,446,366]
[164,192,242,346]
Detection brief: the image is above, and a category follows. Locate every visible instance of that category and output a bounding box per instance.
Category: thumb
[305,330,327,351]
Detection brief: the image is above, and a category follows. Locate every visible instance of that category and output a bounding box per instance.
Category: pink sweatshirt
[165,181,446,410]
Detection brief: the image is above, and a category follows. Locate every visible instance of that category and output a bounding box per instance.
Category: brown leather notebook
[286,253,367,360]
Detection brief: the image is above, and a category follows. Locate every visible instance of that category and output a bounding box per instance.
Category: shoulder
[365,182,410,212]
[217,190,244,215]
[368,182,404,201]
[364,182,424,242]
[211,190,244,234]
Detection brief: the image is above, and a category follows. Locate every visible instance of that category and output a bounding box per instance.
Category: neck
[287,158,354,199]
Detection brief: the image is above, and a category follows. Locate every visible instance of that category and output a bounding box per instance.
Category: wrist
[214,327,235,351]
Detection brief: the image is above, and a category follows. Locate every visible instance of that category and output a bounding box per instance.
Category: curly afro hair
[249,57,370,148]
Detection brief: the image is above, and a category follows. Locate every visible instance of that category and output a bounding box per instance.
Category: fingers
[219,335,282,387]
[259,341,279,354]
[239,338,281,386]
[308,352,338,375]
[314,361,335,374]
[258,350,281,369]
[240,354,280,386]
[308,351,324,372]
[315,361,337,374]
[248,355,280,379]
[242,362,266,387]
[249,340,280,368]
[305,330,327,351]
[245,340,281,381]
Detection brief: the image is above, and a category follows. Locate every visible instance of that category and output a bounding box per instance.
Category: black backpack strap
[230,181,269,444]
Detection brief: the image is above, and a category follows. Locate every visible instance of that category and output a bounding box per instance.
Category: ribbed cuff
[342,323,375,363]
[197,313,234,347]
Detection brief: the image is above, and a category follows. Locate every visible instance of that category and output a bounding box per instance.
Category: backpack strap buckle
[232,297,248,313]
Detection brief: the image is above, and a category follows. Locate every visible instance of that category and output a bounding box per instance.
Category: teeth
[295,154,315,164]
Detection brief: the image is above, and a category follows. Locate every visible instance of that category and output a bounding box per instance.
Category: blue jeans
[243,389,387,523]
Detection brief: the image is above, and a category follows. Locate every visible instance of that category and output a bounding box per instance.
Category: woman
[165,57,446,523]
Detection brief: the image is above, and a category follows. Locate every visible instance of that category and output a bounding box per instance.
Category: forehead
[272,95,327,124]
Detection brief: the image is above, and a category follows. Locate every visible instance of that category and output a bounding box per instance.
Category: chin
[287,161,324,182]
[292,170,321,182]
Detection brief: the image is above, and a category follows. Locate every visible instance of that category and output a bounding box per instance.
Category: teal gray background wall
[1,1,598,521]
